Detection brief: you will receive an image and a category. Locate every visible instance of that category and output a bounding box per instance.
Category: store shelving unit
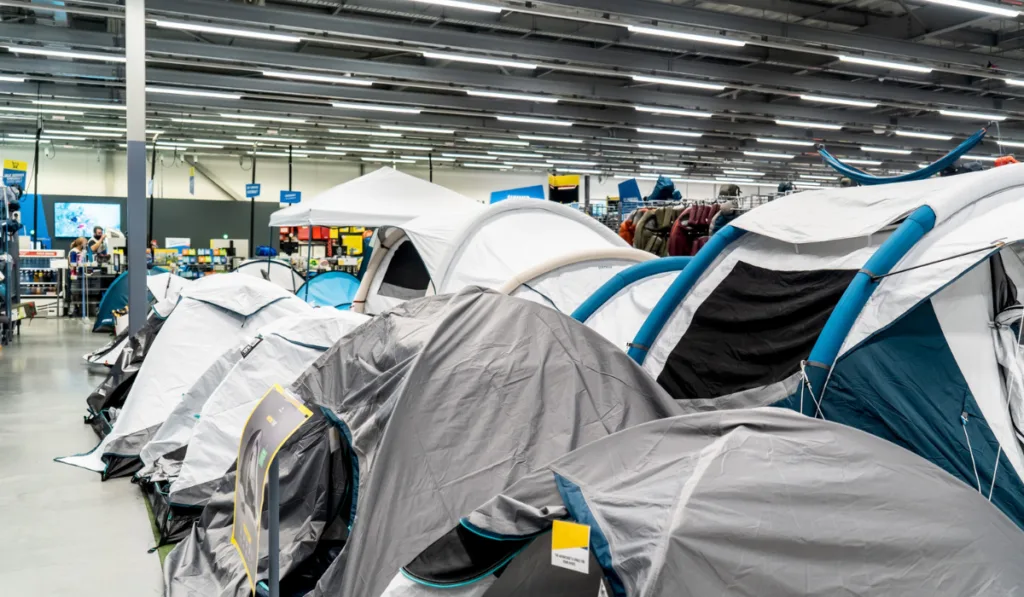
[19,249,64,318]
[0,185,22,345]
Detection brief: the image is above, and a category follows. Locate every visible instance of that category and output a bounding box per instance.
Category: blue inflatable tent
[93,267,169,332]
[626,164,1024,529]
[295,271,360,310]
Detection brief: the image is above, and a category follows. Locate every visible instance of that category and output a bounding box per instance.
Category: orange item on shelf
[619,219,635,245]
[995,155,1019,167]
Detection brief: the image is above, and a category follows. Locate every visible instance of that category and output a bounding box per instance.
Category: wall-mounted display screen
[54,202,121,238]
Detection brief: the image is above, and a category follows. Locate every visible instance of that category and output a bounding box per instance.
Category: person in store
[88,226,109,256]
[69,237,87,265]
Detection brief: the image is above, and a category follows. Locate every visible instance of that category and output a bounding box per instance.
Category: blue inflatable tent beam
[802,205,937,409]
[818,126,987,186]
[627,226,746,364]
[571,257,692,324]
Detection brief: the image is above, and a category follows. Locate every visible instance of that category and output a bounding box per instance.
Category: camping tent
[295,271,360,309]
[234,258,305,293]
[354,199,647,315]
[571,256,691,351]
[268,167,479,228]
[57,274,311,479]
[628,163,1024,528]
[91,267,176,332]
[389,408,1024,597]
[85,273,190,365]
[136,309,368,543]
[163,288,681,597]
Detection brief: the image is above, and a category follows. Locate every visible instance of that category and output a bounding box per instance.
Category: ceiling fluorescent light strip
[921,0,1019,17]
[775,119,843,130]
[410,0,502,12]
[421,51,538,70]
[381,125,454,134]
[756,137,814,146]
[152,19,302,43]
[635,105,713,118]
[638,165,686,171]
[403,155,455,162]
[488,151,544,158]
[332,102,421,114]
[329,129,402,137]
[557,168,603,174]
[636,127,702,138]
[637,143,697,151]
[998,140,1024,148]
[631,75,725,91]
[5,45,125,63]
[33,100,125,111]
[841,158,883,165]
[220,114,306,124]
[172,118,255,127]
[547,159,597,165]
[236,135,307,144]
[0,106,82,115]
[193,138,254,145]
[262,70,373,86]
[465,137,530,146]
[496,115,573,126]
[800,94,878,108]
[743,151,795,159]
[626,25,745,47]
[147,86,241,99]
[894,130,953,140]
[442,153,496,160]
[361,156,415,163]
[504,161,550,167]
[467,90,556,103]
[861,146,912,155]
[325,146,387,153]
[462,163,512,169]
[369,143,433,151]
[837,55,932,73]
[518,135,583,144]
[938,109,1006,121]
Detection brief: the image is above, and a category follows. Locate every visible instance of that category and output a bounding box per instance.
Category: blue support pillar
[627,226,746,364]
[802,205,937,410]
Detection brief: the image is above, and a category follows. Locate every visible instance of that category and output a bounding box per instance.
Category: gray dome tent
[390,408,1024,597]
[163,288,681,597]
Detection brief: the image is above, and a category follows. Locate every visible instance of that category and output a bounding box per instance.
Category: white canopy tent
[268,167,479,228]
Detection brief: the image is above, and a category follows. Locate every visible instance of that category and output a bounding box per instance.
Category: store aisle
[0,319,163,595]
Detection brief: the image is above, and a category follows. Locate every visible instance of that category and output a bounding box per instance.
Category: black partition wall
[41,195,280,251]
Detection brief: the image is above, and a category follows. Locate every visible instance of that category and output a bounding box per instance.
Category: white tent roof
[732,164,1024,244]
[402,199,627,294]
[269,167,479,227]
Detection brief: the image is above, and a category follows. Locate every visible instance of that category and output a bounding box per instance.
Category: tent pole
[249,155,256,258]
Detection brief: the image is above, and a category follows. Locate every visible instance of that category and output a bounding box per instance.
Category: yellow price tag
[551,519,590,574]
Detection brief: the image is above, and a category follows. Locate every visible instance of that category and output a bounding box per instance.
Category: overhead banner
[548,175,580,204]
[231,384,313,593]
[3,159,27,189]
[489,184,546,204]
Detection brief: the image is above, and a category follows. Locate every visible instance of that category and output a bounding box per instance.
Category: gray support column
[125,0,147,334]
[583,175,591,215]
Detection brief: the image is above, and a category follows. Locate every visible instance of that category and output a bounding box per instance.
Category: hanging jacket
[633,206,677,256]
[668,206,693,257]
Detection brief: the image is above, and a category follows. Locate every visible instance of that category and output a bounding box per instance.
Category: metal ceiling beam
[528,0,1024,73]
[854,6,996,46]
[116,2,1024,112]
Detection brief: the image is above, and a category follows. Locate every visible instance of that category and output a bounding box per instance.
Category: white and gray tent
[164,288,681,597]
[354,199,651,315]
[83,272,190,367]
[625,164,1024,528]
[234,258,306,293]
[135,308,368,543]
[57,273,311,479]
[390,408,1024,597]
[570,256,692,351]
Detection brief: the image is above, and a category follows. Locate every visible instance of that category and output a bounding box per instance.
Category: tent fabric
[164,288,681,597]
[501,248,653,314]
[85,273,190,364]
[92,270,188,333]
[56,274,311,477]
[234,258,306,294]
[269,167,479,227]
[396,408,1024,597]
[642,232,885,384]
[150,309,369,509]
[574,257,691,352]
[296,271,361,309]
[729,163,1024,245]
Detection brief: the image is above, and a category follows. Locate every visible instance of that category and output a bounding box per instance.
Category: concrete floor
[0,318,163,595]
